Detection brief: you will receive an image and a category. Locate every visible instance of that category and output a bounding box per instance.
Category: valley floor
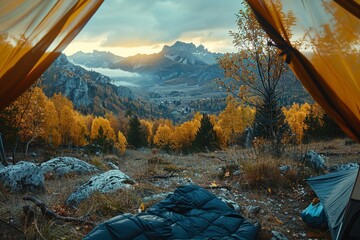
[1,138,360,239]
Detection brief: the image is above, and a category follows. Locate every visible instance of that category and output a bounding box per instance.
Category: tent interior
[0,0,359,239]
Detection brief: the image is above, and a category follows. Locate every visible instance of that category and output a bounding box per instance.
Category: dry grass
[0,138,358,239]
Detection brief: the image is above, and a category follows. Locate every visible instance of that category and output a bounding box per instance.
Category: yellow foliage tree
[15,86,47,155]
[105,112,120,134]
[283,103,311,144]
[140,119,153,145]
[42,99,61,148]
[59,105,75,146]
[91,117,116,142]
[172,119,200,152]
[114,131,127,155]
[70,113,88,147]
[51,93,74,119]
[153,124,173,150]
[218,97,255,144]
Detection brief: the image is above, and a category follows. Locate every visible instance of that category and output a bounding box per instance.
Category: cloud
[75,0,243,49]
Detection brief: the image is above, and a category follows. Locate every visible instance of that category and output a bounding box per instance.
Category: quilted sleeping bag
[84,184,258,240]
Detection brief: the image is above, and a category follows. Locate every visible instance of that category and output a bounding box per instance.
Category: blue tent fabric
[84,185,258,240]
[306,168,358,239]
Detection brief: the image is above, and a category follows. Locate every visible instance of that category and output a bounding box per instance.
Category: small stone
[271,230,288,240]
[245,205,260,214]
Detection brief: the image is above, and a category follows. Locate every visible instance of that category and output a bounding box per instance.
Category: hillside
[41,54,172,118]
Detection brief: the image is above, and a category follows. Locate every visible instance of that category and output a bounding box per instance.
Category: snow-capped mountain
[68,50,124,68]
[110,41,224,83]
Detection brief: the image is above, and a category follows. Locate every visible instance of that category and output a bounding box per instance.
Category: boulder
[40,157,98,176]
[303,150,326,172]
[329,162,359,172]
[66,170,135,206]
[0,161,44,192]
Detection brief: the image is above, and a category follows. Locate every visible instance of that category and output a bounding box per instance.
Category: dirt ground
[1,138,360,239]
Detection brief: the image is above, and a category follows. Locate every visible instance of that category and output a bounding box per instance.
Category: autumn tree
[218,96,255,145]
[192,114,219,152]
[153,124,173,151]
[17,87,48,155]
[172,117,201,153]
[140,119,153,146]
[58,105,75,146]
[283,103,310,144]
[114,131,127,155]
[42,99,61,148]
[218,1,298,156]
[70,113,88,147]
[91,117,116,153]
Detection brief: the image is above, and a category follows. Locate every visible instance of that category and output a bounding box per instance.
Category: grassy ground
[1,138,360,239]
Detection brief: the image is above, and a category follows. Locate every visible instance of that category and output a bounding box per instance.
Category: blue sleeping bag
[84,184,258,239]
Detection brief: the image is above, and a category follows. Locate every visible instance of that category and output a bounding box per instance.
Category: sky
[63,0,244,57]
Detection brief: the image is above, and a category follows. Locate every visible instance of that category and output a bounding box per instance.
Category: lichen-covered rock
[40,157,98,176]
[329,162,359,172]
[303,150,326,172]
[66,170,135,206]
[0,161,44,192]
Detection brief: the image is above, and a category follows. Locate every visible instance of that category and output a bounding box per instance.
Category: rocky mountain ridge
[41,54,170,118]
[69,41,224,85]
[68,50,124,68]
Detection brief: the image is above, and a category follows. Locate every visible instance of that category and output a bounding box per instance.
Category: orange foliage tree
[114,131,127,155]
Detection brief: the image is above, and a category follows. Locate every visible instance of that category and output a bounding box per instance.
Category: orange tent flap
[246,0,360,141]
[0,0,103,110]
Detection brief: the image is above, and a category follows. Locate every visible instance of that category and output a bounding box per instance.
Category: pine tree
[192,114,219,152]
[127,115,146,149]
[253,95,290,156]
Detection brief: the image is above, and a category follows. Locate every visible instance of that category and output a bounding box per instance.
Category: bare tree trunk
[25,136,36,156]
[0,133,8,166]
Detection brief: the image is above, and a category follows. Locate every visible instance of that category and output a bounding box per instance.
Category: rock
[271,230,288,240]
[329,162,359,172]
[0,161,44,192]
[106,161,119,170]
[66,170,135,206]
[279,165,290,173]
[245,205,261,214]
[30,152,37,157]
[303,150,326,171]
[233,170,242,176]
[40,157,98,177]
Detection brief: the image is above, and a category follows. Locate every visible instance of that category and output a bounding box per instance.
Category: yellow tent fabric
[245,0,360,141]
[0,0,103,110]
